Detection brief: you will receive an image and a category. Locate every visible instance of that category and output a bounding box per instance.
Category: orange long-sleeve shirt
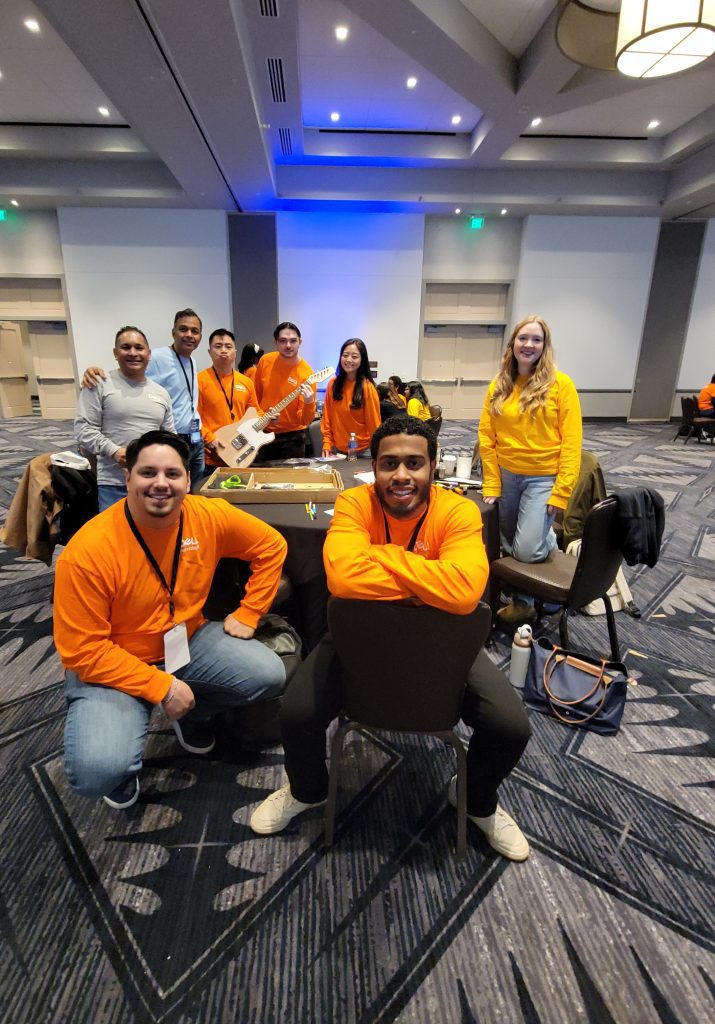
[198,367,262,465]
[53,495,287,703]
[698,382,715,413]
[243,365,257,381]
[323,484,488,614]
[478,371,582,510]
[321,377,381,452]
[254,352,316,434]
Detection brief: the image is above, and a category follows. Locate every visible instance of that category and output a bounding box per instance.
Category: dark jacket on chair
[562,450,607,550]
[614,488,665,567]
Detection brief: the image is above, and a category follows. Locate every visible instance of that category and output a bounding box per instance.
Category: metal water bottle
[509,624,533,689]
[347,432,358,461]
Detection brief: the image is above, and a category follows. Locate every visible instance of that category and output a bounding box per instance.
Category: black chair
[325,598,492,857]
[674,396,715,445]
[427,404,443,436]
[307,418,323,457]
[490,497,623,661]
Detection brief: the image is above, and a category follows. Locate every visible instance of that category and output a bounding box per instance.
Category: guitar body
[214,408,274,468]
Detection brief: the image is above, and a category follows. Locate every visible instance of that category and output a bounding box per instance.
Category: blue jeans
[97,484,127,512]
[498,469,557,564]
[63,620,285,799]
[187,439,205,482]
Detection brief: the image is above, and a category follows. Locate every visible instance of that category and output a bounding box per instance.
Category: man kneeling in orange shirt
[250,415,532,860]
[53,430,287,810]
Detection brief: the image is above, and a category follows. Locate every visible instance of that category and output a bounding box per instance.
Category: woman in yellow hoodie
[478,314,582,626]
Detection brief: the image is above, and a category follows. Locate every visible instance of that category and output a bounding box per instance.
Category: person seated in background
[405,380,432,421]
[697,373,715,417]
[198,329,262,468]
[253,322,316,462]
[238,343,264,381]
[53,430,288,810]
[377,382,402,421]
[387,375,407,408]
[321,338,380,457]
[74,327,174,511]
[81,308,206,481]
[478,314,582,627]
[250,415,531,861]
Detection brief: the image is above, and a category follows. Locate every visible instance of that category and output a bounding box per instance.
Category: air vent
[318,128,456,138]
[267,58,286,102]
[259,0,279,15]
[278,128,292,156]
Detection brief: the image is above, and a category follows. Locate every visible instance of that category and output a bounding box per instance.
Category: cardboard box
[200,466,344,504]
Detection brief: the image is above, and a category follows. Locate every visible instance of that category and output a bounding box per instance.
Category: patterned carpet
[0,415,713,1024]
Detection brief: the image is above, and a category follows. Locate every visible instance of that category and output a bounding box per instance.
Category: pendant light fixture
[616,0,715,78]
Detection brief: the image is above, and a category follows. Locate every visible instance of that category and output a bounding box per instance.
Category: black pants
[280,636,531,817]
[255,429,307,463]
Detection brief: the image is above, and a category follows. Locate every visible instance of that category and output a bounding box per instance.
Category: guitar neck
[255,383,305,430]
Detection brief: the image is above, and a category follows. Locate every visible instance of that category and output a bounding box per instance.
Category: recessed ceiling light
[330,112,340,123]
[530,117,542,127]
[11,199,19,207]
[335,25,349,42]
[454,208,461,214]
[500,208,507,216]
[24,18,40,33]
[406,76,418,89]
[98,106,110,118]
[647,119,660,130]
[451,115,462,126]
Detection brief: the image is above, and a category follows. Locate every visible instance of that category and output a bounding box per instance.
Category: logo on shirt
[234,384,247,392]
[288,376,297,385]
[182,536,200,551]
[414,539,430,554]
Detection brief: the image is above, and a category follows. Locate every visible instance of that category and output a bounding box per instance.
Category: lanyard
[124,503,183,619]
[382,504,429,552]
[212,366,235,420]
[172,346,195,405]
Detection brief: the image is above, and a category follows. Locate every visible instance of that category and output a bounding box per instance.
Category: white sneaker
[249,784,325,835]
[447,776,529,861]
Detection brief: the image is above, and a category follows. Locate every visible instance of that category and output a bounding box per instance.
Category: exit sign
[0,210,6,221]
[470,216,484,229]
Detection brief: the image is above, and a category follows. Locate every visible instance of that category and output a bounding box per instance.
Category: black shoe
[103,775,139,810]
[172,718,216,754]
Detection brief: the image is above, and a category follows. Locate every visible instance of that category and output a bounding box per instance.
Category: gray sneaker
[447,776,529,861]
[250,784,325,835]
[103,775,139,810]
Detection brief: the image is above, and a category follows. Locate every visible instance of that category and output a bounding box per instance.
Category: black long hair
[406,380,429,407]
[238,344,263,373]
[332,338,375,409]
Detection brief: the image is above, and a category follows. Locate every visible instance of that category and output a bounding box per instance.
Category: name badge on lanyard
[124,504,190,673]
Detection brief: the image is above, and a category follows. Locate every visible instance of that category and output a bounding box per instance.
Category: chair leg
[442,732,468,857]
[603,594,620,662]
[559,607,570,649]
[324,718,355,848]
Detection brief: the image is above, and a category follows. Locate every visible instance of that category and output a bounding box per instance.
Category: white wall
[276,212,425,380]
[57,209,231,376]
[0,210,64,276]
[513,215,660,415]
[677,218,715,391]
[422,216,523,282]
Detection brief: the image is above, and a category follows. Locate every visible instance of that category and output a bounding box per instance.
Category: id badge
[164,622,190,673]
[189,417,201,443]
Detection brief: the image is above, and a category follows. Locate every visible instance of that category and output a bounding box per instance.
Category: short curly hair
[370,413,437,461]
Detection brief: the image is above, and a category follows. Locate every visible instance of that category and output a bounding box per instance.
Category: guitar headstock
[308,366,335,385]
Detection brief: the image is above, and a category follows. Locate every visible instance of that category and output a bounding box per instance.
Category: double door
[420,325,503,421]
[0,320,76,419]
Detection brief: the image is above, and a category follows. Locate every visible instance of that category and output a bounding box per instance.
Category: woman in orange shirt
[321,338,381,457]
[238,343,264,382]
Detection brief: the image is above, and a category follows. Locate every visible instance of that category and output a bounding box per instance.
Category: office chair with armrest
[325,598,492,857]
[427,404,443,436]
[490,497,623,661]
[675,396,714,445]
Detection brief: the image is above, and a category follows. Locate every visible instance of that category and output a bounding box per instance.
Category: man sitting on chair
[250,414,532,860]
[54,430,288,810]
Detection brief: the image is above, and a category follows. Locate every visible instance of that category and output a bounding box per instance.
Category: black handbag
[523,637,630,735]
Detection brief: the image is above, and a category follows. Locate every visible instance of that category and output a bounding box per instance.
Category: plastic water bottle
[509,624,533,689]
[347,433,358,462]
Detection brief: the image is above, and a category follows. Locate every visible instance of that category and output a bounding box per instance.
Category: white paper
[164,622,190,673]
[354,471,375,484]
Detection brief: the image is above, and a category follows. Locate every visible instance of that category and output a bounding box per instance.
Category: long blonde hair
[489,314,556,417]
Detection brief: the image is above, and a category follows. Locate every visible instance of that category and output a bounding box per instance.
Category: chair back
[327,598,491,731]
[568,497,622,610]
[680,396,695,428]
[307,418,323,457]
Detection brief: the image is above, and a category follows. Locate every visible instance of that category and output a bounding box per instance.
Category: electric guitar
[213,366,334,468]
